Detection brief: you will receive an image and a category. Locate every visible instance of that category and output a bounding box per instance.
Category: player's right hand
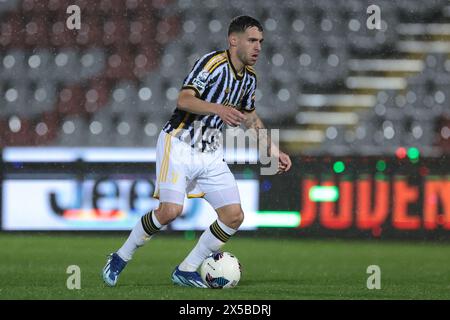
[216,105,246,127]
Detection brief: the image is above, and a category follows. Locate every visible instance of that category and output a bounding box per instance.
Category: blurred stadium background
[1,0,450,299]
[1,0,449,153]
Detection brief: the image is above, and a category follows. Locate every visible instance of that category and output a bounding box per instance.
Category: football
[200,252,241,289]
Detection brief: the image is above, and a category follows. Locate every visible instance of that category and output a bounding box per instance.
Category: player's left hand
[277,151,292,174]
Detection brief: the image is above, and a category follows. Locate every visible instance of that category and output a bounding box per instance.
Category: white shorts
[153,131,241,209]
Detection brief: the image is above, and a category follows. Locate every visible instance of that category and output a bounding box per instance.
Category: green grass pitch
[1,233,450,299]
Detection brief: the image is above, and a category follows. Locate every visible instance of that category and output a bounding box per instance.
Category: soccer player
[102,15,292,288]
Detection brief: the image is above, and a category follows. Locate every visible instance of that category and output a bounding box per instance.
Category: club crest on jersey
[198,70,209,82]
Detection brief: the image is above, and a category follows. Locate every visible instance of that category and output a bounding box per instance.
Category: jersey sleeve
[181,52,222,98]
[241,75,257,112]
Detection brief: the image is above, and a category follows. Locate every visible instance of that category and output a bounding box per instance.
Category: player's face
[236,27,264,66]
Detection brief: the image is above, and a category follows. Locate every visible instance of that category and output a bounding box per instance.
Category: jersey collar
[226,50,245,81]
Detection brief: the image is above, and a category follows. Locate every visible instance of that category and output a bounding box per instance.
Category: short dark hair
[228,15,263,36]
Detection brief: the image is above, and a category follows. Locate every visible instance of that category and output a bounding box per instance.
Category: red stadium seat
[4,116,33,146]
[33,112,59,145]
[133,47,159,79]
[49,15,77,48]
[102,17,129,48]
[0,13,25,48]
[155,16,180,45]
[105,50,134,80]
[47,0,71,14]
[439,118,450,152]
[0,119,7,147]
[21,0,48,14]
[24,16,49,48]
[72,0,99,15]
[56,85,85,116]
[125,0,154,15]
[83,79,111,114]
[75,16,103,48]
[129,16,157,46]
[98,0,127,16]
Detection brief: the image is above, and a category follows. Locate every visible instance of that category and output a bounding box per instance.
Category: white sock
[179,219,237,272]
[117,210,162,261]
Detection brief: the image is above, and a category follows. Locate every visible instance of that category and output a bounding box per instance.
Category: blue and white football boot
[171,266,208,288]
[102,252,127,287]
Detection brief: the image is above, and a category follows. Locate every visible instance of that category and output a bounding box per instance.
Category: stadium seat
[105,49,134,80]
[403,119,436,147]
[99,0,127,16]
[27,50,53,81]
[438,118,450,151]
[140,119,160,146]
[75,16,103,47]
[0,0,448,155]
[79,48,106,79]
[51,50,81,84]
[24,16,49,48]
[0,13,25,48]
[129,16,157,46]
[346,9,398,55]
[113,113,142,147]
[102,17,129,48]
[83,80,110,114]
[1,50,27,82]
[57,116,89,146]
[87,112,115,147]
[47,0,71,14]
[29,81,57,117]
[109,81,139,114]
[33,112,58,145]
[72,0,99,15]
[49,15,76,48]
[319,125,352,156]
[21,0,47,14]
[56,85,84,116]
[4,115,33,146]
[2,82,31,118]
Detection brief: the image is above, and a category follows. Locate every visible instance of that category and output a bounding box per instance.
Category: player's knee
[228,208,244,228]
[237,209,245,225]
[157,204,183,225]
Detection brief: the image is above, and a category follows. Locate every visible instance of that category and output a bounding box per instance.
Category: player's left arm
[242,110,292,173]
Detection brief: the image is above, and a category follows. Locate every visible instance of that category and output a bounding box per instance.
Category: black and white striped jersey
[163,50,257,152]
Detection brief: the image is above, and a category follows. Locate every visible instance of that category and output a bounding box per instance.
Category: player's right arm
[177,89,245,126]
[176,52,245,126]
